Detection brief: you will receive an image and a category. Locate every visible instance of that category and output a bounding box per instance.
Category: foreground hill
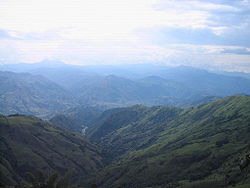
[0,115,104,186]
[1,95,250,187]
[88,95,250,187]
[0,71,75,117]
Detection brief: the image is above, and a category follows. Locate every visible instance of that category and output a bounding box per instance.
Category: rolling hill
[0,71,75,117]
[2,63,250,110]
[1,95,250,187]
[0,114,104,186]
[87,95,250,187]
[1,62,250,187]
[50,106,104,134]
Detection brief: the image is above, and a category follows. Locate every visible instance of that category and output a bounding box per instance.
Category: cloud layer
[0,0,249,72]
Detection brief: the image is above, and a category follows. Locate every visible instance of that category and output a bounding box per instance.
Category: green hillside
[50,106,103,134]
[88,95,250,187]
[1,95,250,187]
[88,105,182,160]
[0,71,75,118]
[0,115,104,187]
[76,75,206,108]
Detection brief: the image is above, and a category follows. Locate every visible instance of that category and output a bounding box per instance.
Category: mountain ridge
[0,114,104,186]
[87,95,250,187]
[1,64,250,117]
[0,71,75,118]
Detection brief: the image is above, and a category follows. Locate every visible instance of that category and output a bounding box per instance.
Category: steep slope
[77,75,143,106]
[157,66,250,96]
[50,106,104,134]
[0,71,75,117]
[88,105,182,159]
[136,76,205,106]
[3,61,250,96]
[88,95,250,187]
[31,65,250,106]
[3,63,250,108]
[0,114,104,186]
[88,105,154,144]
[77,75,207,107]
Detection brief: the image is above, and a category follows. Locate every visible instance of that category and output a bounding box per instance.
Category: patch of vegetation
[0,71,75,118]
[0,115,104,187]
[87,95,250,187]
[1,95,250,187]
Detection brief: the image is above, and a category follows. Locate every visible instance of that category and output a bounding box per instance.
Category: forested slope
[0,115,104,186]
[88,95,250,187]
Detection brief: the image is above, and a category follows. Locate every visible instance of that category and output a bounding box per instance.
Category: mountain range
[87,95,250,187]
[1,62,250,117]
[1,95,249,187]
[0,62,250,187]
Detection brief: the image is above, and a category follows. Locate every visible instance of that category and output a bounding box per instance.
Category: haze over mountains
[1,61,250,118]
[1,61,250,187]
[0,71,75,117]
[1,0,250,187]
[1,95,250,187]
[87,95,250,187]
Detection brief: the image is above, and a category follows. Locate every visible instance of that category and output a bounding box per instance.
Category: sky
[0,0,250,72]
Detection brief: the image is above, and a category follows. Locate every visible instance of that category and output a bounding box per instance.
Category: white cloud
[0,0,249,72]
[0,0,159,40]
[0,0,214,41]
[0,39,20,63]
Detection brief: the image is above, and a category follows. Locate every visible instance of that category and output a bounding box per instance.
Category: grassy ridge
[1,95,250,187]
[0,115,104,186]
[88,95,250,187]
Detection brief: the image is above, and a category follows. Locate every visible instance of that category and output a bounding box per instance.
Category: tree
[23,170,73,188]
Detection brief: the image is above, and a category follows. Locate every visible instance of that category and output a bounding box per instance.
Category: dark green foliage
[26,172,37,186]
[0,115,104,186]
[55,171,72,188]
[46,173,59,188]
[88,105,182,160]
[1,95,250,188]
[50,106,103,134]
[22,171,73,188]
[179,180,224,188]
[88,95,250,187]
[88,105,153,143]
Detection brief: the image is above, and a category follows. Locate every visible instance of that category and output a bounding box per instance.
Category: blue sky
[0,0,250,72]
